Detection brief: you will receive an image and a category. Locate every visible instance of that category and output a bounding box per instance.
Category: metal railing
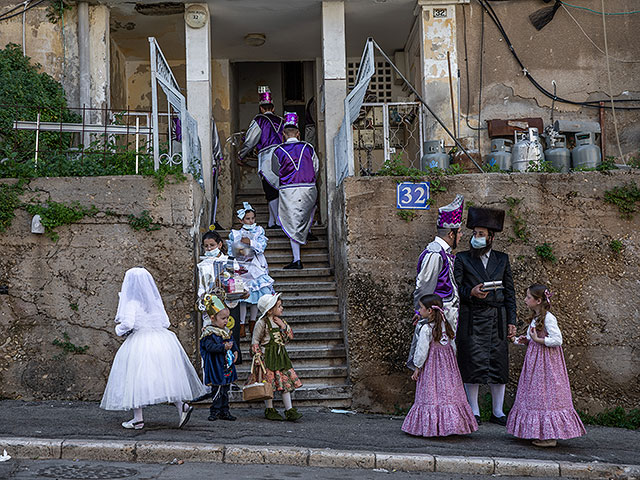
[352,102,424,175]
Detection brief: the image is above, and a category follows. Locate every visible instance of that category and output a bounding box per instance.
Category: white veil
[115,267,170,333]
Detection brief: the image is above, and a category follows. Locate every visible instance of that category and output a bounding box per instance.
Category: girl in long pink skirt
[402,294,478,437]
[507,284,586,447]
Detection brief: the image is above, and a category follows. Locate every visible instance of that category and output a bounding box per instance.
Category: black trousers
[210,384,231,416]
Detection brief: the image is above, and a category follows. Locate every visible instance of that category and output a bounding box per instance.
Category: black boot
[283,260,303,270]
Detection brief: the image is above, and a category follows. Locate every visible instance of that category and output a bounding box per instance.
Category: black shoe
[219,412,237,421]
[489,414,507,426]
[306,232,318,242]
[267,224,279,230]
[283,260,303,270]
[207,414,219,421]
[474,415,482,425]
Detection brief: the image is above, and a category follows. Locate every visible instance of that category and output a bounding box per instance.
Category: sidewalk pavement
[1,401,639,478]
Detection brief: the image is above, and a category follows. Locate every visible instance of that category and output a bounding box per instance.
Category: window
[347,60,393,102]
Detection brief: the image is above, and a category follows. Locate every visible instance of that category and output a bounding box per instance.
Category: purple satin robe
[416,247,455,300]
[273,141,317,186]
[255,113,284,152]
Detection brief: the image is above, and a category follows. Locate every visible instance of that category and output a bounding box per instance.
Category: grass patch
[579,407,640,430]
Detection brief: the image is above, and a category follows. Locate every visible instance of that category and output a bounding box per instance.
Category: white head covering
[115,267,170,331]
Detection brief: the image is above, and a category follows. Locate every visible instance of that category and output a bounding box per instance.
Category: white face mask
[204,248,220,257]
[242,224,256,231]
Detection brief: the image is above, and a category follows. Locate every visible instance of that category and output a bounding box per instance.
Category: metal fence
[352,102,425,175]
[1,104,180,176]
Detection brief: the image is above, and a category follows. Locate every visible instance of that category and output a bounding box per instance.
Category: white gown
[100,268,207,410]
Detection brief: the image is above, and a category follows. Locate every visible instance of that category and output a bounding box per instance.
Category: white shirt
[526,311,563,347]
[412,320,456,369]
[481,249,492,269]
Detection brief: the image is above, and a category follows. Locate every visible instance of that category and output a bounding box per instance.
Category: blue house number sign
[397,182,430,210]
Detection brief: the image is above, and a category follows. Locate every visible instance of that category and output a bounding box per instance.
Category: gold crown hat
[203,293,228,316]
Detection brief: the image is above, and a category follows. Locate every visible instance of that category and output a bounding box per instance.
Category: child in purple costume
[402,294,478,437]
[507,284,586,447]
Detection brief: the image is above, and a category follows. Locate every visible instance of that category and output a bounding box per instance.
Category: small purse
[242,354,273,402]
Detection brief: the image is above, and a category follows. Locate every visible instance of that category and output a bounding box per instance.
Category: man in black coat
[454,207,516,426]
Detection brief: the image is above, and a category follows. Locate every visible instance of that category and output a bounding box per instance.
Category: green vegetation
[25,200,98,241]
[526,160,558,173]
[52,332,89,355]
[69,303,78,311]
[376,155,426,181]
[535,243,557,263]
[0,180,27,232]
[128,210,161,232]
[604,183,640,219]
[505,197,529,243]
[396,209,418,222]
[579,407,640,430]
[46,0,72,23]
[609,239,624,254]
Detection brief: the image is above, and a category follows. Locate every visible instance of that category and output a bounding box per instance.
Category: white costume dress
[228,225,274,304]
[100,268,207,410]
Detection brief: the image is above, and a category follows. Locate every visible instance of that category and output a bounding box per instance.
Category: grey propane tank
[544,135,571,173]
[572,132,601,169]
[511,128,545,172]
[420,140,450,171]
[486,138,513,170]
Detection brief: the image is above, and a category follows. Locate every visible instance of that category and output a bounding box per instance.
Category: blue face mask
[471,236,487,249]
[204,248,220,257]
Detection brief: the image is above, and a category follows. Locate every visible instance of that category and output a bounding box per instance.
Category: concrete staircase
[222,189,351,408]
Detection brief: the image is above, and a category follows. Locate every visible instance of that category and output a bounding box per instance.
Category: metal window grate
[347,60,393,102]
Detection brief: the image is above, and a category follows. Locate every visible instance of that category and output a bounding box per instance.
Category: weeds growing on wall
[535,243,557,263]
[46,0,73,23]
[609,239,624,254]
[578,407,640,430]
[396,210,418,222]
[604,183,640,219]
[128,210,161,232]
[52,332,89,355]
[526,160,558,173]
[25,200,98,241]
[0,180,27,232]
[505,197,529,243]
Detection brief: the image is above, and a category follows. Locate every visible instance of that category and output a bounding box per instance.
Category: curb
[1,436,639,479]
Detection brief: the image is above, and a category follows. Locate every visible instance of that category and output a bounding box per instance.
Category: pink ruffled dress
[402,324,478,437]
[506,313,586,440]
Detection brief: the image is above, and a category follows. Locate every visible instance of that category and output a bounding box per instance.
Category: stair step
[270,267,332,279]
[219,227,327,239]
[229,384,353,408]
[236,364,347,377]
[242,345,346,360]
[265,253,327,263]
[279,295,338,307]
[279,311,340,323]
[275,281,336,293]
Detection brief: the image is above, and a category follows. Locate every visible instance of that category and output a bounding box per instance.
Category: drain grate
[37,465,139,479]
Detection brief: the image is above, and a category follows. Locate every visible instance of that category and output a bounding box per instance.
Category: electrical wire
[476,0,640,110]
[560,1,640,16]
[461,5,485,131]
[0,0,46,21]
[561,4,640,64]
[601,0,625,162]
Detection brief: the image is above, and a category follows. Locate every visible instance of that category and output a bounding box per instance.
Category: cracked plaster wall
[455,0,640,159]
[343,172,640,413]
[0,176,206,401]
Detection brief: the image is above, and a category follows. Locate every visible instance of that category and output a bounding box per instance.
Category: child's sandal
[122,420,144,430]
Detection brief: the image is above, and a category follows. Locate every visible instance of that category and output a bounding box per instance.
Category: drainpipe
[78,2,90,110]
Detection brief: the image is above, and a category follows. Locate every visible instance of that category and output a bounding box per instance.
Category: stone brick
[494,457,560,477]
[375,452,435,472]
[136,441,223,463]
[559,461,640,480]
[0,437,61,459]
[308,448,375,469]
[61,439,136,462]
[224,445,308,466]
[435,455,494,475]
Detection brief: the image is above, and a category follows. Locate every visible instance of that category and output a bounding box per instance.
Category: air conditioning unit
[392,50,407,86]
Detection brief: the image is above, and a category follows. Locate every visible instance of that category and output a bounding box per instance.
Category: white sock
[464,383,480,416]
[290,240,301,262]
[249,304,258,322]
[174,401,184,416]
[239,303,247,324]
[133,407,143,423]
[265,399,273,409]
[273,198,280,225]
[490,383,506,417]
[282,392,293,410]
[268,199,279,227]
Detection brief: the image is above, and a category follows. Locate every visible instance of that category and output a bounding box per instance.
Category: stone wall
[343,172,640,413]
[0,176,206,401]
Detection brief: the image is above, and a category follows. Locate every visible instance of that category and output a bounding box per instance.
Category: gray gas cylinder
[544,135,571,173]
[572,132,601,169]
[486,138,513,170]
[511,128,545,172]
[420,140,450,170]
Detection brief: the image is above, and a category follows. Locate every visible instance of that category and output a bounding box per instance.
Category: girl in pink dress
[402,294,478,437]
[506,284,586,447]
